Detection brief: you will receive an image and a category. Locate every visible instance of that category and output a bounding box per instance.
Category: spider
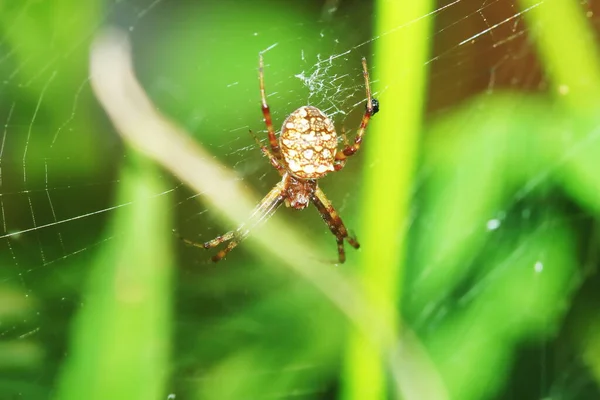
[182,55,379,263]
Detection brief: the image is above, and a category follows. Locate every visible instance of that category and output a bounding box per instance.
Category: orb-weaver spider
[182,55,379,263]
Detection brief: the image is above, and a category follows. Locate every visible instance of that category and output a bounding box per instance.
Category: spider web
[1,0,599,399]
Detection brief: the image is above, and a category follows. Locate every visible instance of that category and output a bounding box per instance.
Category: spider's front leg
[249,129,285,175]
[334,57,379,171]
[258,54,282,160]
[311,186,359,263]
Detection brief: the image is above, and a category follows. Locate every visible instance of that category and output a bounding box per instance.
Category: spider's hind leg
[178,230,233,249]
[178,230,240,262]
[210,237,242,262]
[345,233,360,249]
[178,183,286,263]
[311,186,360,264]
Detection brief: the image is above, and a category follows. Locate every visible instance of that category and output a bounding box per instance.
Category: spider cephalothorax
[283,174,317,209]
[182,55,379,263]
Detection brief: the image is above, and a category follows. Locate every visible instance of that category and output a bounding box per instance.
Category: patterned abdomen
[279,106,337,179]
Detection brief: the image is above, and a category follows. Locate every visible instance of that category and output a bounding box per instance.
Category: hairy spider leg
[340,125,349,147]
[334,57,379,171]
[248,129,285,175]
[258,54,282,159]
[311,186,360,263]
[180,231,236,262]
[180,231,234,250]
[181,182,286,262]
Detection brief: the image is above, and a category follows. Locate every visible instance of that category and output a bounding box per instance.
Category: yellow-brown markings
[279,106,337,179]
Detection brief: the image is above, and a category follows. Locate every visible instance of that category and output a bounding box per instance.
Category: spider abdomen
[279,106,337,179]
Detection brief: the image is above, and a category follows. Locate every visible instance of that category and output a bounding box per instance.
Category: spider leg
[249,129,285,175]
[179,231,235,250]
[311,186,359,263]
[341,125,349,147]
[180,182,285,262]
[334,236,348,264]
[334,125,349,172]
[259,54,282,158]
[178,231,236,262]
[334,57,379,171]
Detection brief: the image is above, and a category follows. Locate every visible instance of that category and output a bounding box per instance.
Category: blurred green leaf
[55,151,172,400]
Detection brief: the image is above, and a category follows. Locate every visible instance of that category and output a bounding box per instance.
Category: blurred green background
[1,0,600,399]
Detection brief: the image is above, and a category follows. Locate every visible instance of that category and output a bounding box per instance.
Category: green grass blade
[342,0,435,399]
[55,151,172,400]
[519,0,600,113]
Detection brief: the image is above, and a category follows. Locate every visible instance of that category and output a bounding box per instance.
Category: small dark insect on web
[179,55,379,263]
